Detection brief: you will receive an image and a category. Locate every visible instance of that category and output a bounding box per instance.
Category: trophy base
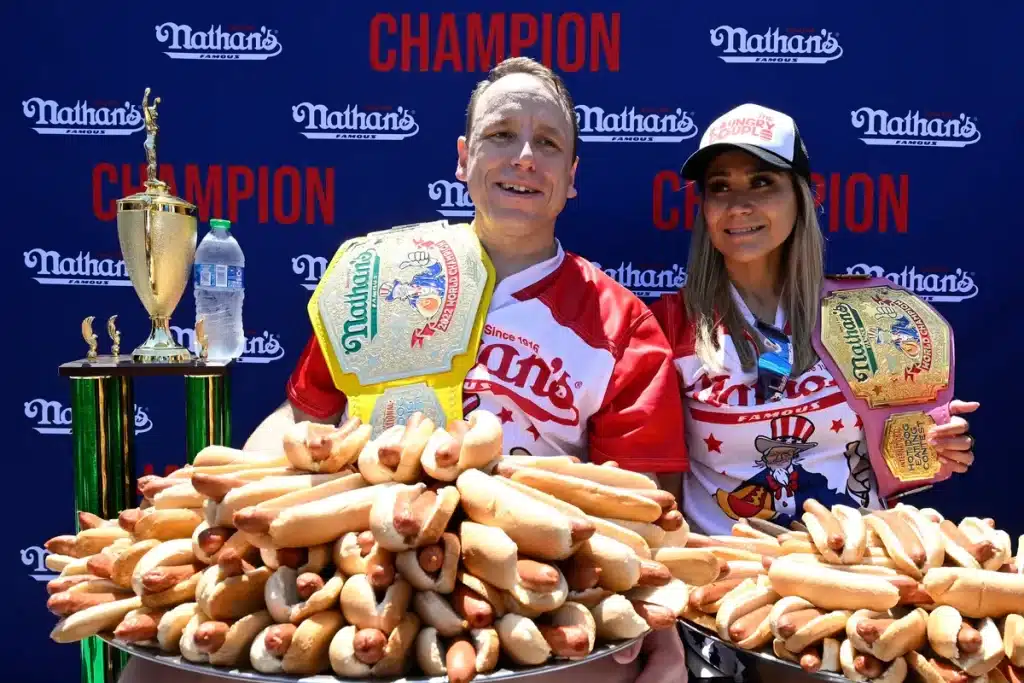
[131,345,193,364]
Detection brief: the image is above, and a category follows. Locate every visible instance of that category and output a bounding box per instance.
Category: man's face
[457,73,578,237]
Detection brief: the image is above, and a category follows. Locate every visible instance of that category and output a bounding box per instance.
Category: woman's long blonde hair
[684,176,824,376]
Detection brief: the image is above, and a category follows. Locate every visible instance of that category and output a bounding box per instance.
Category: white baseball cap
[680,103,811,182]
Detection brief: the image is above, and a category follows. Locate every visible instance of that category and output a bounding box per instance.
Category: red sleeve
[285,334,348,420]
[587,309,689,473]
[648,291,695,358]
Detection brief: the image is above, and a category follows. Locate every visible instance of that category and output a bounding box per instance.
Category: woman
[648,103,978,682]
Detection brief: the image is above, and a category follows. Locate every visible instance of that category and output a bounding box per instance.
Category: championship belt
[812,274,957,502]
[308,220,495,437]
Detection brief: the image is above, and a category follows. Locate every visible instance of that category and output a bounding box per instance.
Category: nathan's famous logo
[574,105,697,143]
[24,248,131,286]
[850,108,981,148]
[293,254,327,291]
[845,264,978,303]
[25,398,152,435]
[292,103,419,141]
[378,239,461,349]
[429,180,474,218]
[341,250,382,354]
[21,545,57,583]
[169,326,286,363]
[22,98,143,136]
[830,303,879,382]
[710,26,843,63]
[590,261,687,298]
[155,22,282,60]
[833,294,935,383]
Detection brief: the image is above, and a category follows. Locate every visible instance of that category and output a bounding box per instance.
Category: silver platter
[99,633,641,682]
[678,619,851,683]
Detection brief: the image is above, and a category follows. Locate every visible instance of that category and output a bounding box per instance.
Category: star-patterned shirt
[287,239,689,473]
[649,285,882,536]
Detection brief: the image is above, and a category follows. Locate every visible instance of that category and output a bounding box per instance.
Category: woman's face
[701,149,799,268]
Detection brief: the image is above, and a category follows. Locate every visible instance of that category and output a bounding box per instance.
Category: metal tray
[100,633,642,682]
[678,619,851,683]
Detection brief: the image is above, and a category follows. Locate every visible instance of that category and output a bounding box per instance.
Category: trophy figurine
[107,315,121,360]
[115,87,198,363]
[81,316,98,361]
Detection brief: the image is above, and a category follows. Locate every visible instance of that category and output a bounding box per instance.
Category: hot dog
[357,413,435,484]
[573,533,668,593]
[714,576,779,650]
[847,608,929,662]
[456,469,594,561]
[249,610,346,675]
[230,471,369,536]
[265,566,345,624]
[1004,613,1024,667]
[196,561,273,621]
[772,636,842,674]
[179,609,275,666]
[768,596,851,654]
[926,607,1005,677]
[50,595,144,643]
[283,418,372,474]
[504,559,569,616]
[412,590,468,637]
[589,593,650,640]
[802,502,868,565]
[339,573,413,634]
[369,483,460,552]
[327,613,421,678]
[507,468,663,523]
[598,517,668,549]
[685,532,783,558]
[420,409,503,482]
[923,568,1024,618]
[625,578,689,620]
[768,556,901,612]
[395,532,461,594]
[459,521,518,591]
[957,518,1013,571]
[651,547,721,586]
[131,508,204,542]
[414,628,500,683]
[839,638,909,683]
[262,483,387,548]
[865,510,942,579]
[493,456,658,490]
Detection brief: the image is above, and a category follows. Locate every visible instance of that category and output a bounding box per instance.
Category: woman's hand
[927,400,979,473]
[612,628,688,683]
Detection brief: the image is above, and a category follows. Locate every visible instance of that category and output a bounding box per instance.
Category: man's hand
[613,629,689,683]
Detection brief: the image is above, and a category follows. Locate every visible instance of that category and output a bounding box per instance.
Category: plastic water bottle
[193,218,245,360]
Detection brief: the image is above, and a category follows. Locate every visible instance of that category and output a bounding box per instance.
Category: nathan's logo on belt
[340,249,382,354]
[830,297,934,385]
[831,303,879,382]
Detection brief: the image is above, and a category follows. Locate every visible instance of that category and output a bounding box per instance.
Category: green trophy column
[68,375,135,683]
[185,372,231,463]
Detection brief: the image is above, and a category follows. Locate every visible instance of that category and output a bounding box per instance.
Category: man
[119,56,688,683]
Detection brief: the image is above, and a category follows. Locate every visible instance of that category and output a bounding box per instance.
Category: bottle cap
[210,218,231,230]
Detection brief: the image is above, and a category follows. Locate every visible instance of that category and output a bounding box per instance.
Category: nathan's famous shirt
[288,240,688,474]
[650,285,882,535]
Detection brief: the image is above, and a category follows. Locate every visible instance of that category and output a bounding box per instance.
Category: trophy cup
[115,87,197,363]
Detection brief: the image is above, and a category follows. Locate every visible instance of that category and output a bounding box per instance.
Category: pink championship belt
[811,274,957,504]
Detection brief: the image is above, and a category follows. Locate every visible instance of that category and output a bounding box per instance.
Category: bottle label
[194,264,244,289]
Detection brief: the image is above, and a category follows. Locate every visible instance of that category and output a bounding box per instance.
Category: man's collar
[493,239,565,303]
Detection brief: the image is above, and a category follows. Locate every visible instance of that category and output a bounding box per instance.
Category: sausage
[445,638,477,683]
[657,510,685,531]
[775,608,826,638]
[563,556,602,591]
[191,473,246,502]
[47,591,119,617]
[929,658,970,683]
[264,624,297,657]
[804,499,845,551]
[854,653,885,678]
[46,574,99,595]
[799,646,822,673]
[296,573,325,599]
[637,560,672,587]
[86,553,115,579]
[142,563,200,593]
[885,575,933,605]
[569,517,596,544]
[352,628,387,665]
[727,604,773,642]
[113,610,165,642]
[940,520,996,564]
[140,477,178,500]
[194,621,230,654]
[218,549,256,577]
[378,414,428,469]
[309,418,362,463]
[688,578,745,610]
[357,531,376,555]
[539,624,590,658]
[197,526,234,555]
[879,511,926,566]
[44,535,78,557]
[393,489,437,539]
[434,420,470,468]
[629,489,677,512]
[367,550,396,589]
[136,475,159,494]
[630,600,677,630]
[451,585,494,628]
[855,617,895,644]
[957,622,983,653]
[118,509,143,533]
[78,511,107,530]
[275,547,308,570]
[517,560,561,591]
[418,545,445,574]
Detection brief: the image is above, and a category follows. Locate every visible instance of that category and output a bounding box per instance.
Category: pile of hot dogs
[676,501,1024,683]
[40,409,691,681]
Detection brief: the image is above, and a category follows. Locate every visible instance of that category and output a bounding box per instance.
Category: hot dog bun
[923,568,1024,618]
[769,556,900,612]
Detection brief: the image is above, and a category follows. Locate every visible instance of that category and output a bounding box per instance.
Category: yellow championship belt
[308,220,495,435]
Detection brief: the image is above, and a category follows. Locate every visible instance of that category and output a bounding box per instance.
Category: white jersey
[651,285,882,535]
[288,238,688,474]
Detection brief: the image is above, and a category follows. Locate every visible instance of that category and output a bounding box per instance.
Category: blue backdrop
[6,2,1021,680]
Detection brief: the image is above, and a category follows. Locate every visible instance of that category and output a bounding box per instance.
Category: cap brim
[680,142,794,182]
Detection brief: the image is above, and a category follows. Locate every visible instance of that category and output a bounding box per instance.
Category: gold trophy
[115,87,197,363]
